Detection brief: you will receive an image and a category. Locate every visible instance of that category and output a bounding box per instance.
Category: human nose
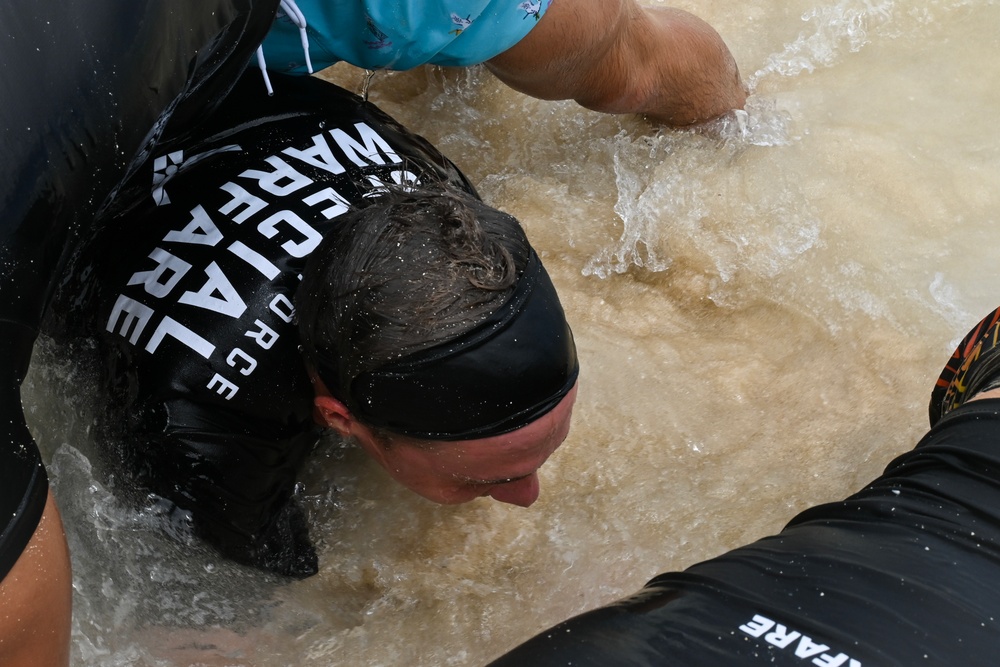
[487,473,540,507]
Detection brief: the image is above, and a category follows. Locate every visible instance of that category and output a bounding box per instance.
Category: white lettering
[330,122,401,167]
[739,615,774,638]
[765,625,802,649]
[365,174,388,192]
[106,295,155,344]
[281,133,347,175]
[269,294,295,323]
[738,614,861,667]
[207,373,239,400]
[364,170,421,195]
[127,248,191,298]
[794,637,831,659]
[218,181,268,224]
[226,348,257,376]
[228,241,280,279]
[245,319,279,350]
[302,186,351,220]
[162,205,223,246]
[178,262,247,319]
[239,156,313,196]
[390,168,421,188]
[145,317,215,358]
[257,210,322,258]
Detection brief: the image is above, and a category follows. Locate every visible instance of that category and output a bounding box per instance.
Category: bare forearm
[487,1,746,127]
[629,7,746,125]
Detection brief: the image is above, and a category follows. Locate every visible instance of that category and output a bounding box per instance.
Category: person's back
[55,71,480,577]
[55,69,580,579]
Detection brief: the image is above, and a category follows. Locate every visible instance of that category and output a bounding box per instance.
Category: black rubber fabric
[0,419,48,582]
[0,321,49,582]
[0,0,278,583]
[490,399,1000,666]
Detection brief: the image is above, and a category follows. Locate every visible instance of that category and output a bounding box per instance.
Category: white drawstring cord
[279,0,314,74]
[256,46,274,96]
[255,0,314,96]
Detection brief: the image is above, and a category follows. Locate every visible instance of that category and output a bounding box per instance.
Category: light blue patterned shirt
[261,0,552,73]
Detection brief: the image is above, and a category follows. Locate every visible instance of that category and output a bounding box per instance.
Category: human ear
[308,368,355,436]
[313,394,353,436]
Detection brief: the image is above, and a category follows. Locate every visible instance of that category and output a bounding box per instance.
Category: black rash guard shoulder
[489,399,1000,666]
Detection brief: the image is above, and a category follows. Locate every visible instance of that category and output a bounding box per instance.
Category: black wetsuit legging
[489,398,1000,666]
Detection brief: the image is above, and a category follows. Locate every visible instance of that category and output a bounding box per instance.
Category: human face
[352,383,578,508]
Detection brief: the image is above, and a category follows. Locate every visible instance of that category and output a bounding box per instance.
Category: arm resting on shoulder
[0,491,72,667]
[486,0,746,126]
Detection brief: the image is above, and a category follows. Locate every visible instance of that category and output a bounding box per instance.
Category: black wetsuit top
[489,399,1000,666]
[62,71,476,577]
[1,0,276,587]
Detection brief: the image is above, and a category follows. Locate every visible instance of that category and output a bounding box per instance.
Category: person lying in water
[54,70,578,578]
[487,307,1000,666]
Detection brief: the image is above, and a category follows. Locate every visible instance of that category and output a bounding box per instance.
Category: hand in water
[487,1,746,127]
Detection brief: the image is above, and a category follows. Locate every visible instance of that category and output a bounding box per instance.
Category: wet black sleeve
[0,421,48,582]
[0,322,49,582]
[1,0,276,587]
[488,399,1000,666]
[112,394,321,577]
[95,319,322,578]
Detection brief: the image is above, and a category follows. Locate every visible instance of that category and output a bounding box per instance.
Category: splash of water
[751,0,895,85]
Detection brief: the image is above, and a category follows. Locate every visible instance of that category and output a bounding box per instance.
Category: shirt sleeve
[0,436,47,583]
[0,320,48,583]
[260,0,552,73]
[103,388,321,575]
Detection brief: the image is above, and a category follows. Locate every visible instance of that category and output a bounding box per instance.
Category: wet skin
[315,382,579,508]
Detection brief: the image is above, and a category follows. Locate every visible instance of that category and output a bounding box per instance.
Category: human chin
[403,481,486,506]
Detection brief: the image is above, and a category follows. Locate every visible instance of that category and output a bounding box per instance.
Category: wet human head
[296,186,579,506]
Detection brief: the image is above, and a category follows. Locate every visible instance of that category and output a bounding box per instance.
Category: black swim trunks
[490,398,1000,665]
[57,71,478,577]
